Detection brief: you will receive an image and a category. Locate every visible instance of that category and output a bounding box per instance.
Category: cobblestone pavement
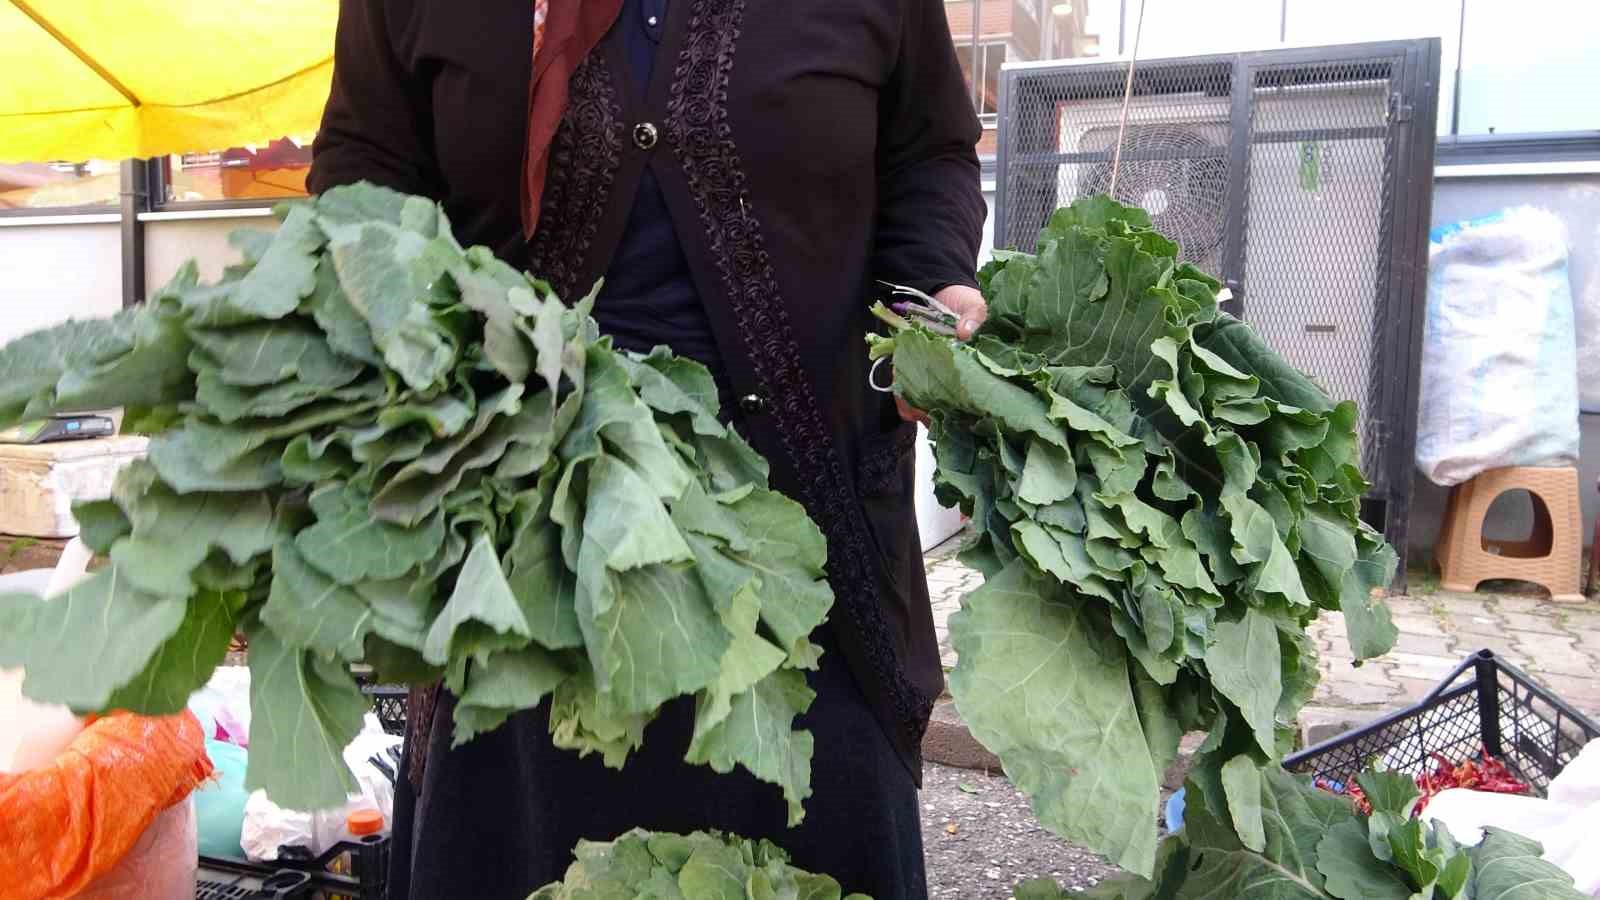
[925,535,1600,719]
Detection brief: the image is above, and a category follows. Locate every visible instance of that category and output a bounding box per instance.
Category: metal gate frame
[994,39,1442,585]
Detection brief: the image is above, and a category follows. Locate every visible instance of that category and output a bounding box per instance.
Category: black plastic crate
[362,684,409,737]
[351,668,409,737]
[1284,649,1600,794]
[197,858,315,899]
[196,835,390,900]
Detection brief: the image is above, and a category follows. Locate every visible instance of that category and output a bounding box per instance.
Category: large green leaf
[0,304,196,427]
[244,617,367,811]
[1468,828,1590,900]
[107,461,282,596]
[188,317,364,388]
[582,560,729,715]
[1195,317,1333,415]
[195,367,385,424]
[15,565,187,711]
[453,644,572,745]
[147,428,285,493]
[891,329,1070,449]
[1176,767,1355,899]
[684,666,815,826]
[1317,820,1413,900]
[104,590,245,715]
[296,483,446,583]
[450,263,534,383]
[261,540,375,661]
[301,255,382,366]
[948,559,1162,876]
[327,221,458,391]
[422,533,532,666]
[1338,536,1400,660]
[370,385,532,526]
[718,487,832,665]
[1205,610,1285,757]
[229,204,325,320]
[504,483,584,650]
[71,498,131,555]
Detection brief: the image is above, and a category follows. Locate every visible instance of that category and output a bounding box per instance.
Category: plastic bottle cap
[347,808,385,836]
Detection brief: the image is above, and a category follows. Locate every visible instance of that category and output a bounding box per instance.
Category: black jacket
[308,0,987,776]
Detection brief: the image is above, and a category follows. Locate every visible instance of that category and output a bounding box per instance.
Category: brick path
[924,535,1600,721]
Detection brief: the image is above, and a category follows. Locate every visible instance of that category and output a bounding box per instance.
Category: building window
[957,40,1010,121]
[157,137,314,206]
[0,161,120,211]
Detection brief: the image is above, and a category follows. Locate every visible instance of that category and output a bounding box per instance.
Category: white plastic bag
[0,539,92,774]
[1575,215,1600,414]
[241,713,401,860]
[1415,206,1580,486]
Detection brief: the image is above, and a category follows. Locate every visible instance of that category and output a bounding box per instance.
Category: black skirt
[388,625,928,899]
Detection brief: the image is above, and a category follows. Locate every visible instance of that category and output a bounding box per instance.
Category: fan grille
[1079,124,1228,265]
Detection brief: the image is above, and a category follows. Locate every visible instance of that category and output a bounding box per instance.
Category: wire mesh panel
[998,59,1233,267]
[1241,57,1399,487]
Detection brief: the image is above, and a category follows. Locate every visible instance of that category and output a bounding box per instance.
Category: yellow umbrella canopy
[0,0,336,163]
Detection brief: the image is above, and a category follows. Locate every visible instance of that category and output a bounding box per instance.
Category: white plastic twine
[1108,0,1150,199]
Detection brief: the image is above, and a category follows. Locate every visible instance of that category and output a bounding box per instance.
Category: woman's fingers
[888,285,985,421]
[935,284,988,341]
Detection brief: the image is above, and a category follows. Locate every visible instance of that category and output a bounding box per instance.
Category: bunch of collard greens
[528,830,870,900]
[1070,767,1592,899]
[867,196,1401,877]
[0,183,830,821]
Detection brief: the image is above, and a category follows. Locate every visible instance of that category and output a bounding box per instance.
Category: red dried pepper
[1314,746,1530,818]
[1413,746,1529,815]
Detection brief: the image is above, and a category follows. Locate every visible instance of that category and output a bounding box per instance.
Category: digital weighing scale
[0,414,116,445]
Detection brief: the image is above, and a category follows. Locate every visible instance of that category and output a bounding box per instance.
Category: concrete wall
[144,215,276,294]
[0,220,120,345]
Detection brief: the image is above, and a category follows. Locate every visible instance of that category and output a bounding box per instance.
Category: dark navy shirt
[592,0,728,390]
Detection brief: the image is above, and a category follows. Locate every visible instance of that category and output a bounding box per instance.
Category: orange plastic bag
[0,710,214,900]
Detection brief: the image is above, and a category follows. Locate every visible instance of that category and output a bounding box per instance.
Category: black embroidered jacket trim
[857,424,918,498]
[405,682,440,789]
[664,0,933,750]
[527,54,624,301]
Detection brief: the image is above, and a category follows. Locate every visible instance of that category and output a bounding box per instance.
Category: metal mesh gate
[994,40,1442,577]
[1243,58,1398,485]
[998,59,1234,271]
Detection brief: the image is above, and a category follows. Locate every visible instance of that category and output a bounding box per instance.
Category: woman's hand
[895,284,987,424]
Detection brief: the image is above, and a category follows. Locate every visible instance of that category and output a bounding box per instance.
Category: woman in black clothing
[308,1,987,897]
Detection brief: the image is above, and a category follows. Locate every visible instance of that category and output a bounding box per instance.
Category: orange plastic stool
[1588,476,1599,598]
[1435,466,1584,603]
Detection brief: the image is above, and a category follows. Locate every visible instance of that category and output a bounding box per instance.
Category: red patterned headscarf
[521,0,625,239]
